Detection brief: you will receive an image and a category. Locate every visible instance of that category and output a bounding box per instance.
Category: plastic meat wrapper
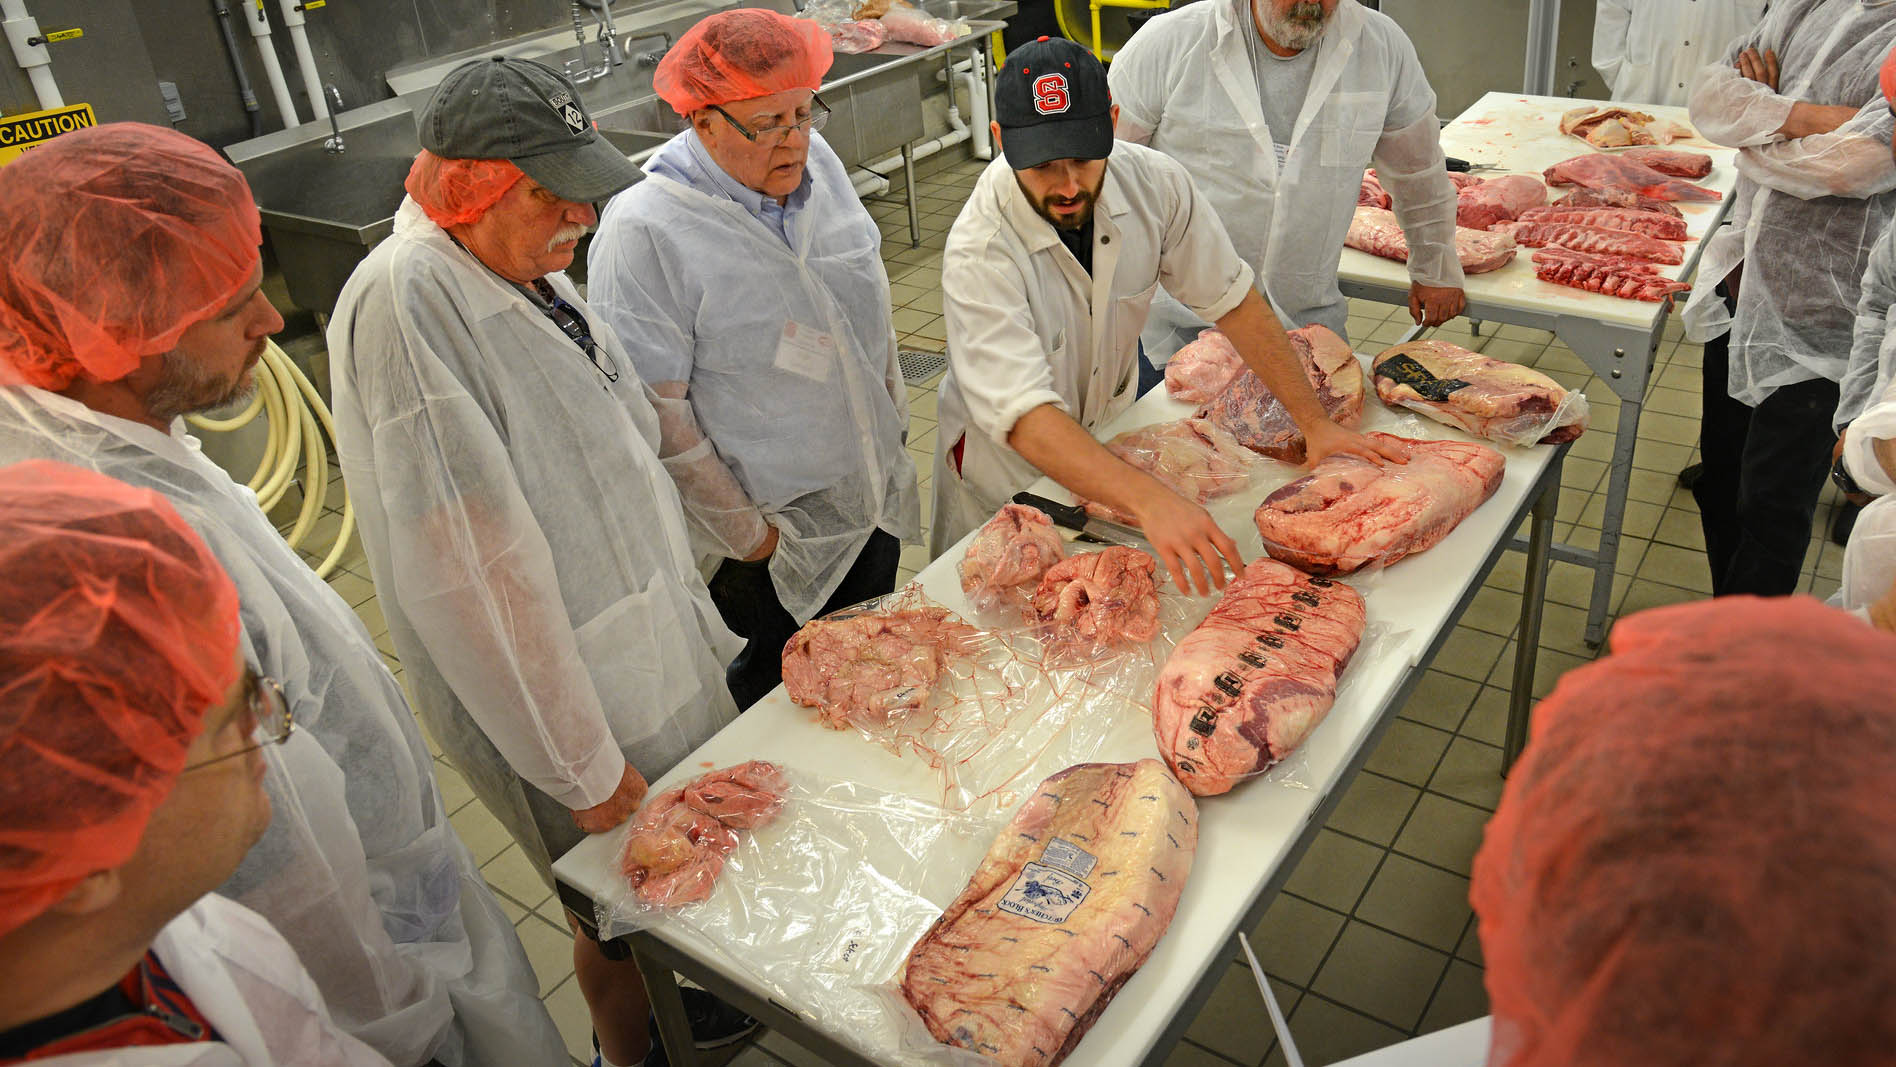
[1372,341,1589,447]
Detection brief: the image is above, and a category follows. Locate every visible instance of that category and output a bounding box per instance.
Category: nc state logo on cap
[1032,74,1071,116]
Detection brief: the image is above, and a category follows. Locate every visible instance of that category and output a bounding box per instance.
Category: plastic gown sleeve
[1371,113,1465,289]
[650,380,772,560]
[1839,226,1896,431]
[1688,59,1796,148]
[1733,99,1896,200]
[944,252,1070,445]
[1845,378,1896,498]
[358,295,626,811]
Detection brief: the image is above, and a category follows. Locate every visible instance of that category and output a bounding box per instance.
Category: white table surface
[1340,92,1741,329]
[555,365,1560,1066]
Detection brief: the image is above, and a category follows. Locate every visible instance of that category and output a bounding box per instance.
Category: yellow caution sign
[0,103,98,166]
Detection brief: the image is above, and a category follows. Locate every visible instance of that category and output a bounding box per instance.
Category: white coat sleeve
[1106,20,1165,146]
[1372,113,1465,289]
[1152,155,1257,321]
[1844,381,1896,497]
[1733,100,1896,200]
[1591,0,1631,93]
[649,380,772,559]
[1839,227,1896,431]
[943,245,1069,444]
[349,290,625,810]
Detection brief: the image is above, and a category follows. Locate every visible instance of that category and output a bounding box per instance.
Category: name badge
[774,321,836,380]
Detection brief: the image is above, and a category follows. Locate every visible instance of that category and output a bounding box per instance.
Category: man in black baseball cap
[932,34,1404,594]
[422,54,642,204]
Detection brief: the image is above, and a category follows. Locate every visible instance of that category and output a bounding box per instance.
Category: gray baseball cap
[419,55,640,203]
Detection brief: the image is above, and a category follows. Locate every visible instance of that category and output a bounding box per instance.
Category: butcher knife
[1011,491,1153,550]
[1445,155,1502,173]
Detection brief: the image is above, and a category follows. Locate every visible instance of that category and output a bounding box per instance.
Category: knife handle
[1011,491,1089,531]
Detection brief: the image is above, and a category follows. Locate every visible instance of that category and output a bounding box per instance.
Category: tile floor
[271,146,1851,1067]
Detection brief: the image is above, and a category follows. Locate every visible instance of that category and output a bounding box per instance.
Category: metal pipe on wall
[244,0,301,127]
[1,0,65,109]
[277,0,326,121]
[214,0,266,137]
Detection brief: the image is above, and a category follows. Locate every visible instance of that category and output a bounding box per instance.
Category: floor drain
[899,349,947,385]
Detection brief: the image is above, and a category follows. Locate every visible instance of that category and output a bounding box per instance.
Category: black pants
[709,528,903,711]
[1695,315,1839,597]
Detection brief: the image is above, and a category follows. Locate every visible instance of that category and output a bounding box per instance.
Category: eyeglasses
[182,670,294,772]
[712,93,831,146]
[538,283,621,383]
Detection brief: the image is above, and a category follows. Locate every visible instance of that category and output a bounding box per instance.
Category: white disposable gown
[1109,0,1461,359]
[1682,0,1896,405]
[329,199,742,880]
[0,387,561,1067]
[1592,0,1768,107]
[29,894,391,1066]
[1840,218,1896,429]
[588,130,918,623]
[1841,374,1896,618]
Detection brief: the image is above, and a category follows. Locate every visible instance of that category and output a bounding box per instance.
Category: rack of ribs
[1530,247,1693,302]
[1513,205,1688,240]
[1552,187,1683,217]
[1492,220,1684,265]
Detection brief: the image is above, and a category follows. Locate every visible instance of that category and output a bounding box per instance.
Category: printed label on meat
[1377,354,1470,402]
[1039,836,1099,878]
[997,862,1092,924]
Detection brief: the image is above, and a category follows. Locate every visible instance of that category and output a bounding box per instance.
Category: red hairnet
[404,149,527,229]
[0,123,262,392]
[1882,43,1896,106]
[0,460,243,939]
[654,8,833,115]
[1471,596,1896,1067]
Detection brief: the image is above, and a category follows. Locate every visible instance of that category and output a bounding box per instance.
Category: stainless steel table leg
[1586,391,1642,646]
[1507,467,1559,769]
[902,143,920,249]
[633,945,701,1067]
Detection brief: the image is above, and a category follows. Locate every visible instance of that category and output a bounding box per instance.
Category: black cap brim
[513,133,643,204]
[1000,114,1114,170]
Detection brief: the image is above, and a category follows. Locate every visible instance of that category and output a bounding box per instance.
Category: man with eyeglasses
[588,8,918,710]
[330,55,753,1067]
[0,123,562,1066]
[0,459,384,1064]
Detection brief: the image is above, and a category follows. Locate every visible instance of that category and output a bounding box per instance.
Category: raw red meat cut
[619,761,789,907]
[1514,205,1688,240]
[825,18,888,52]
[1198,324,1364,463]
[960,504,1067,609]
[1373,340,1588,445]
[1455,174,1547,231]
[1542,153,1721,203]
[1446,172,1485,191]
[1033,547,1160,650]
[782,606,982,727]
[1552,187,1683,217]
[1083,418,1253,524]
[1346,206,1517,274]
[1163,329,1245,404]
[900,759,1197,1066]
[1530,247,1692,302]
[1253,433,1506,576]
[1152,559,1365,796]
[1357,169,1391,208]
[1492,219,1684,265]
[874,3,965,45]
[1618,146,1713,179]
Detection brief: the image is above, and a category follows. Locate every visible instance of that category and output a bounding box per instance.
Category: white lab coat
[0,387,561,1067]
[1681,0,1896,405]
[1592,0,1767,107]
[329,198,742,881]
[1109,0,1460,358]
[588,130,919,623]
[1841,375,1896,618]
[929,142,1255,553]
[1839,217,1896,430]
[30,894,389,1066]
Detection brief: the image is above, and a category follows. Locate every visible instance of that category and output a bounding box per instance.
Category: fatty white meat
[1346,206,1518,273]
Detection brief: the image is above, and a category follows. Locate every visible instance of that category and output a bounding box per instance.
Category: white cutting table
[1341,91,1739,646]
[555,361,1564,1066]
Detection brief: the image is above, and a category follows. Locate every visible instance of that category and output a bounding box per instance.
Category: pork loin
[900,759,1197,1066]
[1253,433,1506,576]
[1346,206,1518,273]
[1153,559,1366,796]
[1198,324,1364,463]
[1373,340,1588,445]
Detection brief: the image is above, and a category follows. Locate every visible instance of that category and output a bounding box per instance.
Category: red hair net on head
[0,460,243,939]
[0,123,262,392]
[404,149,527,229]
[654,8,833,115]
[1882,42,1896,106]
[1471,596,1896,1067]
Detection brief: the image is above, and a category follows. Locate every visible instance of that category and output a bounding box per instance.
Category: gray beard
[1255,0,1330,51]
[146,345,260,424]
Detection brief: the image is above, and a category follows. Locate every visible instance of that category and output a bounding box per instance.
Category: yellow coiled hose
[188,338,357,579]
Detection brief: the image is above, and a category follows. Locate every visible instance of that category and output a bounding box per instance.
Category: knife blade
[1011,491,1152,549]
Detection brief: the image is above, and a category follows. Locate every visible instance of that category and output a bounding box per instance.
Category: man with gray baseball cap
[329,55,754,1067]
